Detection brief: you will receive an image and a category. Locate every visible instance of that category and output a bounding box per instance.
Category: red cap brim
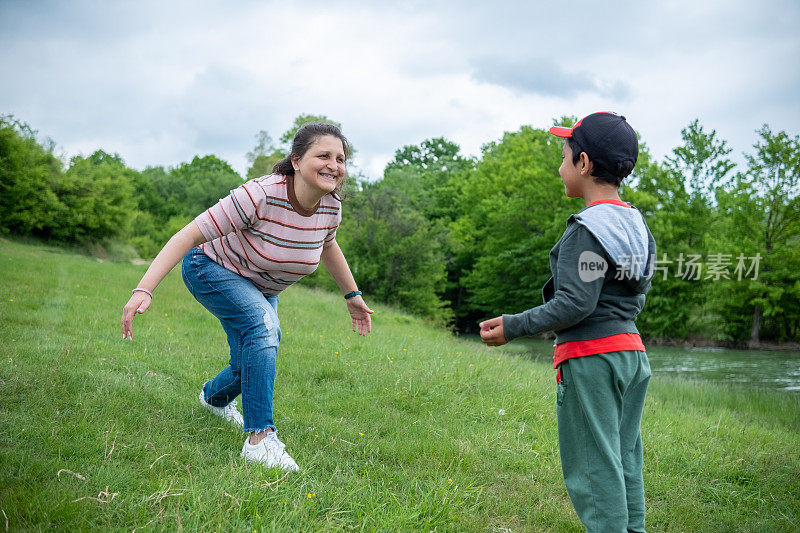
[549,125,574,138]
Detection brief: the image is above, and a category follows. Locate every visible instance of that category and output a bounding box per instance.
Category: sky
[2,0,799,179]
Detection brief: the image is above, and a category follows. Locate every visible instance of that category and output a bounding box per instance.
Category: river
[462,336,800,392]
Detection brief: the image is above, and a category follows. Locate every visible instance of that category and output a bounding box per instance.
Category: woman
[121,123,373,471]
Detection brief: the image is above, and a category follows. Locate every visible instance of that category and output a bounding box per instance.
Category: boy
[479,112,656,532]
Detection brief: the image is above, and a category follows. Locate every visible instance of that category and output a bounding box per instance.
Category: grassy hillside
[1,240,798,531]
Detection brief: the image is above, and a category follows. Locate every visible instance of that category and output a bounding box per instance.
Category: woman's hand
[321,242,372,336]
[346,295,373,336]
[118,221,205,341]
[121,291,152,340]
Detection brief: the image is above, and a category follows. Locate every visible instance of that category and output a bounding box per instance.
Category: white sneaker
[198,388,244,428]
[240,432,300,471]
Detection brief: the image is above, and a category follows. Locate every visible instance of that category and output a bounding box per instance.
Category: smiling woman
[120,122,373,472]
[272,123,350,201]
[292,135,346,202]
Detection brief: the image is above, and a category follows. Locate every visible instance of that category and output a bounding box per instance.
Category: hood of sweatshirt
[573,202,656,293]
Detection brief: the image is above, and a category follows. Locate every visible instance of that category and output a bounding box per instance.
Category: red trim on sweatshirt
[553,333,645,368]
[587,199,632,208]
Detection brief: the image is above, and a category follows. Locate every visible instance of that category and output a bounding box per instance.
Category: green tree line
[2,113,798,344]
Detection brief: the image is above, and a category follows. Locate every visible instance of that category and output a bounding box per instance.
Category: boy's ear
[579,152,594,176]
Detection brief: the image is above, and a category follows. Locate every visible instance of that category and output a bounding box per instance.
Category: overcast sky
[2,0,798,179]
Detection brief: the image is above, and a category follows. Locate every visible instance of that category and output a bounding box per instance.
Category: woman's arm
[321,240,373,336]
[121,221,206,339]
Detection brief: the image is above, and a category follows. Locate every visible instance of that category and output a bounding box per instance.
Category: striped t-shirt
[193,173,341,295]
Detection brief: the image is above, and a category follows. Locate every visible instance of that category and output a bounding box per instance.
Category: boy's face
[559,141,585,199]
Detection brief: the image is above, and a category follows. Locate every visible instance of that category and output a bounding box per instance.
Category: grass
[1,239,798,532]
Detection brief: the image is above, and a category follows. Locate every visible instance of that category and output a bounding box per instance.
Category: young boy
[480,112,656,532]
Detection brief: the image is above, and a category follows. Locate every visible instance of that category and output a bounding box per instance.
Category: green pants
[557,351,651,533]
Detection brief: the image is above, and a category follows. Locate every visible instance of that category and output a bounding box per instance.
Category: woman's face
[292,135,346,195]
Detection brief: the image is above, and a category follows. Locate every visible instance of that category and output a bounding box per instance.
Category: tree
[168,155,244,217]
[454,125,576,329]
[124,155,242,257]
[132,166,169,218]
[666,119,736,200]
[374,137,474,328]
[53,150,138,241]
[0,115,64,236]
[245,130,283,180]
[629,121,737,340]
[126,166,174,257]
[712,126,800,343]
[278,114,343,147]
[323,181,452,324]
[664,120,735,250]
[386,137,470,175]
[383,137,474,220]
[620,146,697,339]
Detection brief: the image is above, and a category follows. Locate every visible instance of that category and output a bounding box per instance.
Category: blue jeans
[181,248,280,433]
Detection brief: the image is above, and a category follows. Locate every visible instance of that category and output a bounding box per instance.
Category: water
[646,344,800,391]
[462,336,800,392]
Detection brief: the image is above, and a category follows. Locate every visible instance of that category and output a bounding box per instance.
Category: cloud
[470,57,632,100]
[1,0,798,181]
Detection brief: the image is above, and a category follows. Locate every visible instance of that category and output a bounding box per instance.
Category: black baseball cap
[549,112,638,177]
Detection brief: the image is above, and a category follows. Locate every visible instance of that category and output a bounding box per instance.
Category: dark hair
[566,137,634,187]
[273,122,350,198]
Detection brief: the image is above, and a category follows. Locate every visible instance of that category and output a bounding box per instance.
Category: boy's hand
[479,316,508,346]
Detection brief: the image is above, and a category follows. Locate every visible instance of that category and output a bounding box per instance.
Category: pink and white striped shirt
[193,174,341,295]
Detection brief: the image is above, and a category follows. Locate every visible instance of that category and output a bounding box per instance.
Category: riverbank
[2,240,798,531]
[644,336,800,352]
[512,328,800,353]
[475,335,800,392]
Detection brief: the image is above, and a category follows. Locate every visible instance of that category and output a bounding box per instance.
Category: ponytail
[273,156,294,176]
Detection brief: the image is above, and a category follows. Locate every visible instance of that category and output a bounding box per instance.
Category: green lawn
[1,240,798,531]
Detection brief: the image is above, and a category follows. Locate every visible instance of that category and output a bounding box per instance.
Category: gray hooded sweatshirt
[502,202,657,343]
